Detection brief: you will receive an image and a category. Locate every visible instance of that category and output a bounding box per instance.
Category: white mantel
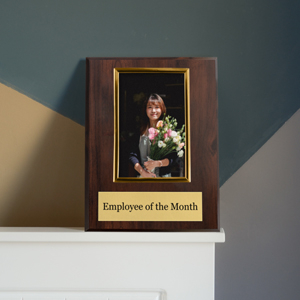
[0,227,225,300]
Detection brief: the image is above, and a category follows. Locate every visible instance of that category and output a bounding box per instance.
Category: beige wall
[0,83,84,226]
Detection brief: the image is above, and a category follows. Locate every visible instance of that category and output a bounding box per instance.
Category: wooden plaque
[85,57,219,231]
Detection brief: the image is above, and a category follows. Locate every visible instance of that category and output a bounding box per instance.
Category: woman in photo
[129,93,175,178]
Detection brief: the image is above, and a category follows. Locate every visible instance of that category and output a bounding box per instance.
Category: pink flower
[179,142,185,149]
[149,134,155,140]
[167,129,172,137]
[148,127,158,141]
[157,120,163,128]
[148,127,156,135]
[164,133,168,139]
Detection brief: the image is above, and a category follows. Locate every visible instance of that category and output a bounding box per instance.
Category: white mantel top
[0,227,224,300]
[0,227,225,243]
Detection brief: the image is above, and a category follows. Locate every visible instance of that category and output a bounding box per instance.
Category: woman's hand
[144,159,168,171]
[134,163,156,178]
[144,160,160,171]
[141,169,156,178]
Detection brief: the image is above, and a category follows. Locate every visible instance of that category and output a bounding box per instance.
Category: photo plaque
[85,57,219,231]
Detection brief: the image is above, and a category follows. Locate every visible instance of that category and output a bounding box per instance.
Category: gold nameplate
[98,192,202,221]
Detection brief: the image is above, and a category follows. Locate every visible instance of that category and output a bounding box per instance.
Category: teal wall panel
[0,0,299,185]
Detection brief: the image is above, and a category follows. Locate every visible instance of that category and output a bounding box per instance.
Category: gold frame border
[113,68,191,183]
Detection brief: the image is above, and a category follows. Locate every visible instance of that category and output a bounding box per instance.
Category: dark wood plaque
[85,57,219,231]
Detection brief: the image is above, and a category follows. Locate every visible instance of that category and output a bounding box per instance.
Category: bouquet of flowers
[148,115,185,161]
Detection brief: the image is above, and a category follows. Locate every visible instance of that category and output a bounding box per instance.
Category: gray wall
[216,109,300,299]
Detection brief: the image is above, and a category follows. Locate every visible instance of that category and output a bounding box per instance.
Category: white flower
[158,141,166,148]
[164,137,170,142]
[173,136,181,144]
[171,131,177,138]
[177,150,184,157]
[176,146,181,151]
[162,142,166,148]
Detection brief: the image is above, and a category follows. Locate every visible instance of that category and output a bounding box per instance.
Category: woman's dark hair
[140,93,167,135]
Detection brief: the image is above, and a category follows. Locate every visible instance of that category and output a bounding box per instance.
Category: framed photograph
[115,68,190,182]
[85,57,219,231]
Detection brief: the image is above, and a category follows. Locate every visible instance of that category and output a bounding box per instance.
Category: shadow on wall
[0,60,85,226]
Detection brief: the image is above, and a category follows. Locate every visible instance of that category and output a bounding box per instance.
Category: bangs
[148,99,162,106]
